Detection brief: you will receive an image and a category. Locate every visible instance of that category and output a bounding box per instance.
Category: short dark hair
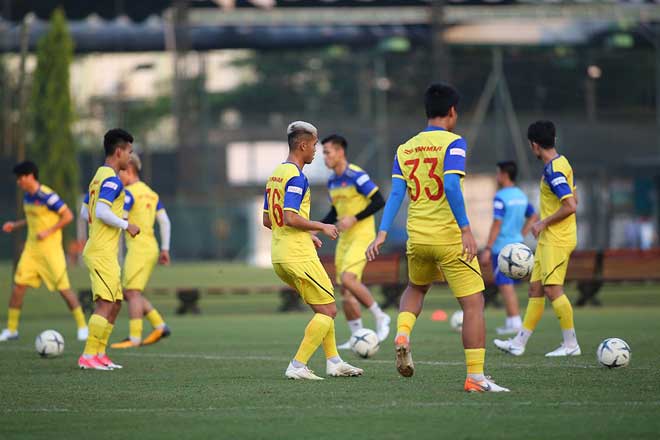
[288,131,315,151]
[527,120,555,149]
[104,128,134,157]
[497,160,518,182]
[321,134,347,151]
[424,83,460,119]
[13,161,39,180]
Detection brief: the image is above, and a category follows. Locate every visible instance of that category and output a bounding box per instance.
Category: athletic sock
[347,318,363,334]
[368,302,385,318]
[396,311,417,341]
[510,315,522,329]
[83,314,107,356]
[71,306,86,329]
[293,313,333,365]
[7,307,20,333]
[321,319,340,361]
[465,348,486,378]
[97,323,114,356]
[145,309,165,329]
[129,319,143,343]
[514,297,545,346]
[552,295,577,347]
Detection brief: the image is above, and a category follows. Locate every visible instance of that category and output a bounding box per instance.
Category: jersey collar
[423,125,446,132]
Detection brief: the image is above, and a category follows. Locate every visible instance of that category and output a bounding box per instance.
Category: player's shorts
[334,235,372,284]
[14,245,70,291]
[530,243,575,286]
[407,242,484,298]
[123,249,159,291]
[83,254,123,302]
[273,259,335,305]
[491,251,519,286]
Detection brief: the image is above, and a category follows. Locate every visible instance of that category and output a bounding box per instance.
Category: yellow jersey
[124,181,163,254]
[83,166,125,259]
[327,163,378,241]
[393,126,467,245]
[539,155,577,247]
[22,184,67,249]
[264,162,317,263]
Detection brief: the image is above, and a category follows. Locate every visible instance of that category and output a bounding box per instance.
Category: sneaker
[285,362,324,380]
[337,340,352,350]
[376,314,391,342]
[0,329,18,341]
[464,376,510,393]
[110,338,140,349]
[326,360,363,377]
[77,327,89,341]
[96,354,123,369]
[493,338,525,356]
[545,343,581,357]
[395,335,414,377]
[78,355,110,371]
[142,325,171,346]
[495,325,520,336]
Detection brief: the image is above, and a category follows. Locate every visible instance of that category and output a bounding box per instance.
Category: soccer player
[494,120,580,357]
[0,161,88,341]
[111,153,171,349]
[264,121,363,380]
[366,83,509,392]
[320,134,389,347]
[78,129,140,370]
[479,161,538,335]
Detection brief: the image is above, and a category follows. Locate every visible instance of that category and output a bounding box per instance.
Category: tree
[29,8,77,230]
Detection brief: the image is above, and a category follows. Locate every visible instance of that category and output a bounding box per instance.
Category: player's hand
[37,229,52,241]
[2,222,14,233]
[337,216,357,232]
[126,223,140,238]
[311,235,323,249]
[479,247,491,265]
[158,250,171,265]
[366,231,387,262]
[531,221,545,239]
[321,224,338,240]
[460,227,478,262]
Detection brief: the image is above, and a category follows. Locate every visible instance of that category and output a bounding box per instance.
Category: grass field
[1,262,660,439]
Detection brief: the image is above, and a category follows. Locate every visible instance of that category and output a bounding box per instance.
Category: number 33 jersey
[264,162,317,263]
[392,126,467,246]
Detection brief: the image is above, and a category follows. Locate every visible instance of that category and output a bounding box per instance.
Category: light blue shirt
[492,186,534,254]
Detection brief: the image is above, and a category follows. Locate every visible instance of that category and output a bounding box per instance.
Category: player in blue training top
[480,161,537,336]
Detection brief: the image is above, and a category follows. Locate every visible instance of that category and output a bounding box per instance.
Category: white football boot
[493,338,525,356]
[545,343,581,357]
[326,360,363,377]
[77,327,89,341]
[376,314,391,342]
[285,362,324,380]
[464,376,511,393]
[0,329,18,341]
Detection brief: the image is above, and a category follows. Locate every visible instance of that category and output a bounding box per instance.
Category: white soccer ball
[597,338,631,368]
[450,310,463,332]
[498,243,534,280]
[35,330,65,358]
[349,328,380,358]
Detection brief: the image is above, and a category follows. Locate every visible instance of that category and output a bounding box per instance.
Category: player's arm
[320,205,337,225]
[96,177,140,237]
[366,155,406,261]
[338,171,385,231]
[2,219,26,233]
[532,171,576,238]
[36,192,73,240]
[282,176,337,239]
[522,202,539,237]
[156,199,171,265]
[262,189,272,230]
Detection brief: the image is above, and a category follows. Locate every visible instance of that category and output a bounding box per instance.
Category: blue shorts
[491,252,519,286]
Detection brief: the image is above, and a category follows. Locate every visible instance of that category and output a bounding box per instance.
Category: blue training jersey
[492,186,534,253]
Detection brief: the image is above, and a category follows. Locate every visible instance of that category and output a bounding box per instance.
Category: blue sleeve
[124,190,135,212]
[444,173,469,228]
[544,169,572,200]
[263,189,269,211]
[493,196,505,220]
[354,171,378,197]
[443,138,467,175]
[83,193,89,204]
[42,191,65,213]
[98,177,124,204]
[156,200,164,211]
[283,175,308,212]
[378,177,407,232]
[391,155,404,178]
[525,202,535,218]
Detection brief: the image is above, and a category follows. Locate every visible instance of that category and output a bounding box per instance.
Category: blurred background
[0,0,658,263]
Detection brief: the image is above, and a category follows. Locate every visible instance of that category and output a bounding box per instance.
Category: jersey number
[88,190,96,224]
[404,158,444,201]
[266,188,284,227]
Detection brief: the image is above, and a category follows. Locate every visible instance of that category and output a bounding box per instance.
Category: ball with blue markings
[597,338,631,368]
[35,330,65,358]
[497,243,534,280]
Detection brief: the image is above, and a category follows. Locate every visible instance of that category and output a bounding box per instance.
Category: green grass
[0,262,659,439]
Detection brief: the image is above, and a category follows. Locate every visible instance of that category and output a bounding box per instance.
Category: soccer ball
[349,328,379,358]
[450,310,463,332]
[35,330,65,358]
[497,243,534,280]
[597,338,631,368]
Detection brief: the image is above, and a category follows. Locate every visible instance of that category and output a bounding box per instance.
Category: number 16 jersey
[392,126,468,246]
[264,162,317,263]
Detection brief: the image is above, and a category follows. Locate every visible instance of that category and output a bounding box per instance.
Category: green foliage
[28,8,77,223]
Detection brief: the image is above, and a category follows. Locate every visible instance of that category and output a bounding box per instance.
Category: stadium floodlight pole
[430,0,451,82]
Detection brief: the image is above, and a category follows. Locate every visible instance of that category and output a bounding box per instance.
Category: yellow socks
[98,322,114,355]
[322,319,339,360]
[71,306,86,329]
[129,319,143,342]
[7,307,20,332]
[294,313,332,365]
[146,309,165,329]
[551,295,574,330]
[396,311,417,340]
[465,348,485,376]
[83,314,108,356]
[522,297,545,332]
